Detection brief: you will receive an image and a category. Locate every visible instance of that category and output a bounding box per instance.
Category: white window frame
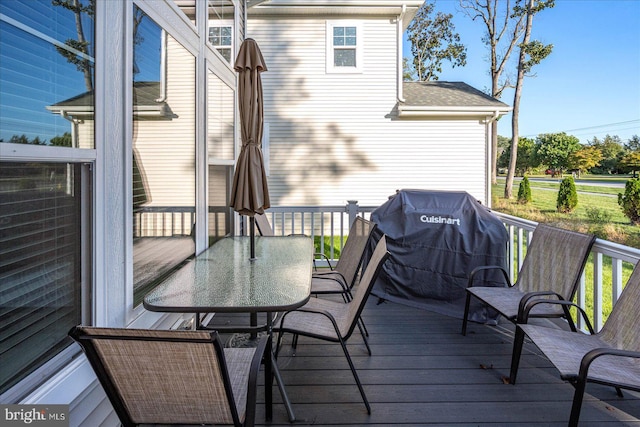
[207,19,234,64]
[326,21,363,74]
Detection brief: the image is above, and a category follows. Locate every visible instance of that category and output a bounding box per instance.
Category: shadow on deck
[243,298,640,426]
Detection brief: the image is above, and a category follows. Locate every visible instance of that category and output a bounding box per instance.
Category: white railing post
[347,200,359,227]
[593,252,604,331]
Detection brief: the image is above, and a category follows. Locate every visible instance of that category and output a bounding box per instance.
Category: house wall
[248,17,490,206]
[133,35,197,210]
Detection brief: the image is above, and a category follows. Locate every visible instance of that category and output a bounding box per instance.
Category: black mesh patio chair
[69,326,268,427]
[461,223,595,335]
[274,235,390,414]
[510,262,640,427]
[311,216,376,300]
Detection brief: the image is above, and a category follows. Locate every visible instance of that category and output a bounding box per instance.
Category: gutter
[155,30,167,103]
[397,105,512,118]
[397,4,406,103]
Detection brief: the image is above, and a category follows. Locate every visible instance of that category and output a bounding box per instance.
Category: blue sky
[404,0,640,144]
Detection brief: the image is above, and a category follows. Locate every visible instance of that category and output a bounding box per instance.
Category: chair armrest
[519,298,595,334]
[467,265,512,288]
[313,253,334,271]
[312,274,350,293]
[579,347,640,384]
[278,306,340,336]
[517,291,564,318]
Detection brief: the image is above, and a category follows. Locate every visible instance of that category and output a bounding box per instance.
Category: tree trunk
[505,0,534,199]
[72,0,93,92]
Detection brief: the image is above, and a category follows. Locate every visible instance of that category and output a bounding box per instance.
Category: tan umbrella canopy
[230,38,270,259]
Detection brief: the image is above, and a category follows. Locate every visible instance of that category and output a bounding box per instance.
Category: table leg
[267,312,296,422]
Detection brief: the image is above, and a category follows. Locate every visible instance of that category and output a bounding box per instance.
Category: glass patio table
[143,235,314,422]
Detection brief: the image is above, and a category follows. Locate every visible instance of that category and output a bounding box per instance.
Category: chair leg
[461,292,472,336]
[275,331,284,358]
[357,320,371,356]
[509,326,526,385]
[339,337,371,414]
[569,378,587,427]
[359,316,369,337]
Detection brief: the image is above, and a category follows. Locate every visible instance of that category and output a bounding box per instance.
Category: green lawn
[492,181,640,248]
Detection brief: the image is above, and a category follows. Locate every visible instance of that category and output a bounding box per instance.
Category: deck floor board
[210,297,640,426]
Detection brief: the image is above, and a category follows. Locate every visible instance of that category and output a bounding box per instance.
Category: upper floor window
[208,24,233,62]
[207,1,236,64]
[326,21,362,73]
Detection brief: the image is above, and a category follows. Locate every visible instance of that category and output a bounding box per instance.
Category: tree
[618,178,640,224]
[588,134,626,174]
[504,0,554,199]
[625,135,640,151]
[557,176,577,213]
[497,136,538,175]
[620,151,640,177]
[535,132,581,172]
[460,0,527,185]
[9,135,46,145]
[50,132,73,147]
[403,58,416,81]
[52,0,95,92]
[567,145,603,177]
[517,176,532,204]
[406,1,467,82]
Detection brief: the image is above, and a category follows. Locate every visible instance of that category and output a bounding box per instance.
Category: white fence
[263,202,640,332]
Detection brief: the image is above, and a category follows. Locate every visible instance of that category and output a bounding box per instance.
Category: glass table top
[143,236,314,313]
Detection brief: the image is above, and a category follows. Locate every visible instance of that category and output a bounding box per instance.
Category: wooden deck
[226,297,640,426]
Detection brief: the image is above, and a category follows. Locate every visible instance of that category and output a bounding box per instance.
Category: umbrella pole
[250,216,256,260]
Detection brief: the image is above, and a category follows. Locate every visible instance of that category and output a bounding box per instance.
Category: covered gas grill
[368,189,509,322]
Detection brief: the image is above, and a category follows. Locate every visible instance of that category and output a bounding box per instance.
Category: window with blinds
[0,162,86,395]
[0,1,95,149]
[0,1,94,395]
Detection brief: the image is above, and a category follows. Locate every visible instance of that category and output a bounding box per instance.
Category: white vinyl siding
[133,35,196,209]
[249,18,489,206]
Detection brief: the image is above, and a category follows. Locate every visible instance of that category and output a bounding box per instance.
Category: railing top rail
[266,205,378,213]
[592,238,640,264]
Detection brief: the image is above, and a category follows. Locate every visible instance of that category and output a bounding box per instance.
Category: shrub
[618,178,640,224]
[517,177,532,204]
[586,207,612,224]
[557,176,578,213]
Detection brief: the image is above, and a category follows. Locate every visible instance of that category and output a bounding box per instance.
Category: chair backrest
[254,213,274,236]
[600,264,640,351]
[334,217,376,288]
[69,327,243,427]
[515,223,595,299]
[344,235,389,338]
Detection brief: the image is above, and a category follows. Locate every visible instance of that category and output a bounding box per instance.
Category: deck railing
[264,202,640,332]
[134,201,640,331]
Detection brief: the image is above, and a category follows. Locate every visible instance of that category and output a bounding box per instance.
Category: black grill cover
[368,190,508,322]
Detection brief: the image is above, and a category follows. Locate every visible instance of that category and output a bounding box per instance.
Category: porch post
[347,200,359,227]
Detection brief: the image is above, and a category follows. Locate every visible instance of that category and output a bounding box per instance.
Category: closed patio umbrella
[230,38,270,259]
